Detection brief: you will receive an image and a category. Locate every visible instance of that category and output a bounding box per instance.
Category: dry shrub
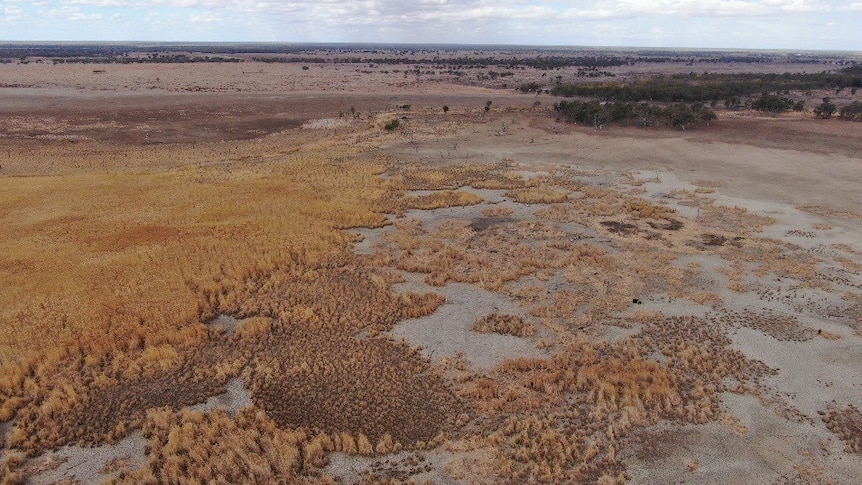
[473,313,535,338]
[0,453,25,485]
[505,188,568,204]
[402,190,483,210]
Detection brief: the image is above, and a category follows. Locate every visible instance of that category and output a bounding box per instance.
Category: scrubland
[2,54,862,485]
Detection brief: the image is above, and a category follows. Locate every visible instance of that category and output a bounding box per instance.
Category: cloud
[0,0,857,49]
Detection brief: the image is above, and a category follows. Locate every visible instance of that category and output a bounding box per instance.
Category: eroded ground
[1,59,861,484]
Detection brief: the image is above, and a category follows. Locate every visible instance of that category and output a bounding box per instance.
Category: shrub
[384,119,400,131]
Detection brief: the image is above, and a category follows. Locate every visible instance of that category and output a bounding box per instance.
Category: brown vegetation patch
[401,190,483,210]
[821,404,862,454]
[701,233,728,246]
[505,187,568,204]
[392,163,527,191]
[457,312,775,483]
[248,329,458,446]
[647,218,684,231]
[698,205,775,234]
[798,205,862,220]
[601,220,639,236]
[363,452,435,483]
[114,408,317,483]
[9,336,239,453]
[388,219,579,290]
[481,206,514,217]
[715,309,816,342]
[215,261,459,446]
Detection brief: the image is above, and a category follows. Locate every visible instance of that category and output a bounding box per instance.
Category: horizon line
[0,40,860,55]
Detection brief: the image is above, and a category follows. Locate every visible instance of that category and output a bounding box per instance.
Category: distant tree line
[50,54,242,64]
[550,67,862,103]
[554,100,716,130]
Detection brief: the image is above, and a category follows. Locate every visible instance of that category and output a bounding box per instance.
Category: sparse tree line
[554,100,716,130]
[550,67,862,103]
[544,66,862,124]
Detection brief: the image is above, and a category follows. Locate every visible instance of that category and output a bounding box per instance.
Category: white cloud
[0,0,857,49]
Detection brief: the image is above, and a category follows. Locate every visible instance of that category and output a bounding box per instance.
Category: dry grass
[112,408,314,483]
[391,162,528,192]
[473,313,535,338]
[716,309,816,342]
[402,190,483,210]
[797,205,862,219]
[505,187,568,204]
[0,128,468,460]
[481,206,514,217]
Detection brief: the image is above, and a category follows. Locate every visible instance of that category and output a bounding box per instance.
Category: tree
[484,100,492,114]
[442,105,449,114]
[839,101,862,121]
[665,104,696,130]
[750,94,794,113]
[814,97,837,119]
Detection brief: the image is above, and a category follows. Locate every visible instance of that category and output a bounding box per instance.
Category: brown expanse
[1,51,862,484]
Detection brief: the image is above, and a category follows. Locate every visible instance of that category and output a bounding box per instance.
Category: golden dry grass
[112,408,316,483]
[473,313,535,338]
[0,132,411,453]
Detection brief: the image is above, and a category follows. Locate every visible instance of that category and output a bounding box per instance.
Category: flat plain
[1,45,862,484]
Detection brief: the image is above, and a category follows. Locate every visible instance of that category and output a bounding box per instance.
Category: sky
[1,0,860,51]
